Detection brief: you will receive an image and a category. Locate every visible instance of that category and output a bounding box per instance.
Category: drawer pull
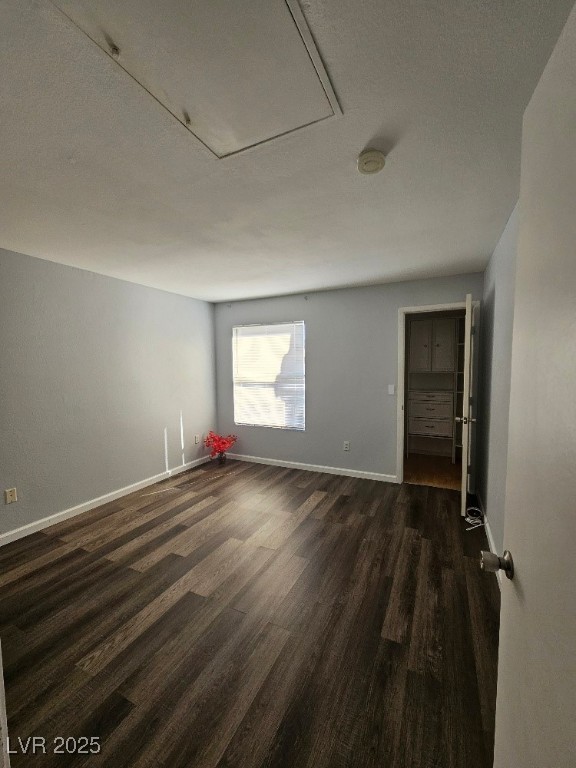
[425,407,435,411]
[425,424,435,429]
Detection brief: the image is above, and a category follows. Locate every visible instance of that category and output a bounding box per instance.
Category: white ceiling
[0,0,573,302]
[50,0,341,157]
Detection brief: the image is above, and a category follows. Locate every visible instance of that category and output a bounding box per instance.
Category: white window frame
[232,321,306,431]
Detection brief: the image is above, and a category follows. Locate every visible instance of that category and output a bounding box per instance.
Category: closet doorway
[396,296,479,515]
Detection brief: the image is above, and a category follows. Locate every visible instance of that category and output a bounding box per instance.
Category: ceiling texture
[0,0,574,301]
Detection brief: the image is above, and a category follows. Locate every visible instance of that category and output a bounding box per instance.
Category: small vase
[217,452,226,466]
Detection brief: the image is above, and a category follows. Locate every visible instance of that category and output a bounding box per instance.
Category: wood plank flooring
[404,453,462,491]
[0,461,500,767]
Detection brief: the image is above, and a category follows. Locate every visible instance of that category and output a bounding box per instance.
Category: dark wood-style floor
[0,461,500,768]
[404,453,462,491]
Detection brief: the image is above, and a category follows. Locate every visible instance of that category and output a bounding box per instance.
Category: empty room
[0,1,574,767]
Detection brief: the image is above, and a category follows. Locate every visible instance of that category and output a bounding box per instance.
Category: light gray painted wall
[478,205,518,553]
[215,273,484,477]
[0,248,216,534]
[493,6,576,766]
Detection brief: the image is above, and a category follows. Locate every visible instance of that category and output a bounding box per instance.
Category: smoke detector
[357,149,386,175]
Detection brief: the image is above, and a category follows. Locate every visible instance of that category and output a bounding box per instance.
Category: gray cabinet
[431,318,455,372]
[409,319,455,373]
[408,320,431,371]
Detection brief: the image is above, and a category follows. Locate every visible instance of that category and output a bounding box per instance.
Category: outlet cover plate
[4,488,17,504]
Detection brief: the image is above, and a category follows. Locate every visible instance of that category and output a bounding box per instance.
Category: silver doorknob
[455,416,468,424]
[480,550,514,580]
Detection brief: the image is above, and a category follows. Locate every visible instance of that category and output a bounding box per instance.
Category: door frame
[396,301,467,484]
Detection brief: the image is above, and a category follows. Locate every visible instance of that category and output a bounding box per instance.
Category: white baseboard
[477,493,502,588]
[0,457,210,549]
[227,453,398,484]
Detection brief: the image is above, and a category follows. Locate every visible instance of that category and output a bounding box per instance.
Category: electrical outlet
[194,434,200,444]
[343,441,350,451]
[4,488,17,504]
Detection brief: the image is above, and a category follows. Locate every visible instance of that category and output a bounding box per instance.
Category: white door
[493,8,576,767]
[459,293,478,516]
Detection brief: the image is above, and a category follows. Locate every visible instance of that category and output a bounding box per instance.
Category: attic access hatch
[51,0,341,158]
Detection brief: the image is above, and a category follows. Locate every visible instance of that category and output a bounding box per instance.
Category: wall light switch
[4,488,17,504]
[194,434,200,444]
[388,384,396,395]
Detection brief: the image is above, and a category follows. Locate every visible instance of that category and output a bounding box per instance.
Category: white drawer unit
[409,391,453,403]
[407,390,454,455]
[410,400,453,419]
[408,417,453,438]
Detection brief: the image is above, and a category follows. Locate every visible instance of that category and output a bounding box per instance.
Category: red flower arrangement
[204,431,237,460]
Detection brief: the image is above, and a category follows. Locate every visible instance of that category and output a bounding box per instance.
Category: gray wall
[215,273,484,477]
[0,248,216,534]
[478,205,518,553]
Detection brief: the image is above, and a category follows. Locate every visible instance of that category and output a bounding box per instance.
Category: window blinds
[232,321,305,430]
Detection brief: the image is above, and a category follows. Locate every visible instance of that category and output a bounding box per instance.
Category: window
[233,322,305,430]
